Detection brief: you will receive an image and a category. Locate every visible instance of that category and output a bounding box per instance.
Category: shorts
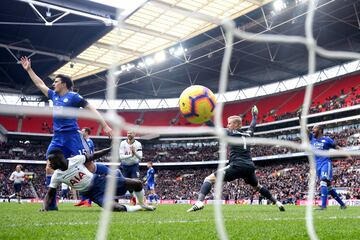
[46,130,90,159]
[214,164,258,187]
[120,163,140,179]
[316,161,332,181]
[82,174,126,207]
[14,183,22,193]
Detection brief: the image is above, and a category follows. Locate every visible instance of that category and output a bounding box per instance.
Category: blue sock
[320,185,328,208]
[46,175,57,209]
[95,163,110,175]
[329,188,345,206]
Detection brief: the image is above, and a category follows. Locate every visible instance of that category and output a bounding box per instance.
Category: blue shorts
[82,174,126,207]
[316,161,332,181]
[46,130,90,159]
[120,163,140,179]
[14,183,22,193]
[147,182,155,191]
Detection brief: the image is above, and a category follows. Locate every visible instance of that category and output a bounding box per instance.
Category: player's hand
[103,125,113,138]
[251,105,258,116]
[130,146,136,155]
[20,56,31,71]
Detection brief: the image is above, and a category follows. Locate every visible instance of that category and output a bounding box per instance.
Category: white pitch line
[2,215,360,229]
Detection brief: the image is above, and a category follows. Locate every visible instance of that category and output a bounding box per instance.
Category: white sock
[9,193,15,198]
[134,190,145,205]
[124,204,142,212]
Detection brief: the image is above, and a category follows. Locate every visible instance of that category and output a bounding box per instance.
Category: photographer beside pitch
[41,147,155,212]
[188,105,285,212]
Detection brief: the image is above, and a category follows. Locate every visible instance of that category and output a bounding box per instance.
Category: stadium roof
[1,0,360,100]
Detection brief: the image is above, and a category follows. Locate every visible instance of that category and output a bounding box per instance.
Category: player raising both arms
[42,147,155,212]
[21,56,112,210]
[187,106,285,212]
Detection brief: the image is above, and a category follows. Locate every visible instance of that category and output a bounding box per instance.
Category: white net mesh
[1,1,360,240]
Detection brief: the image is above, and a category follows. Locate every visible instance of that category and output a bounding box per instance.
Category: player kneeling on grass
[40,148,155,212]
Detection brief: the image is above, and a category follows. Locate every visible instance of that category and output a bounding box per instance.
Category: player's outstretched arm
[249,105,258,133]
[84,104,113,137]
[86,147,112,162]
[20,56,49,97]
[335,145,353,161]
[41,188,57,211]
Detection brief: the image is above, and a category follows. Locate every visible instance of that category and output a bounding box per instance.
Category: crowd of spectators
[1,126,359,163]
[260,87,360,123]
[1,123,359,202]
[1,158,359,202]
[0,163,47,199]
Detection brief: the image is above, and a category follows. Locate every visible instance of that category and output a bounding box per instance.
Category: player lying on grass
[41,148,155,212]
[188,105,285,212]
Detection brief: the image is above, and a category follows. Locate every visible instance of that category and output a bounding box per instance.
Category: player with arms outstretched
[21,56,112,210]
[188,106,285,212]
[309,125,347,210]
[41,147,155,212]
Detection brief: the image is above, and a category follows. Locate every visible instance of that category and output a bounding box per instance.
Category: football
[179,85,217,124]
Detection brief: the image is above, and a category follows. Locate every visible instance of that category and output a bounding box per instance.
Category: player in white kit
[9,165,25,203]
[41,147,155,212]
[119,131,142,205]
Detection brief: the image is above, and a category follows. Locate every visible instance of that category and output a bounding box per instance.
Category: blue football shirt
[309,133,336,165]
[48,89,88,132]
[146,167,155,185]
[86,138,95,155]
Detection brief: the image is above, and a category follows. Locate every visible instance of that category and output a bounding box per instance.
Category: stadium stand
[1,74,360,132]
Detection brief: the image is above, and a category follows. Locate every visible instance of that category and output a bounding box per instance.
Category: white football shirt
[49,155,94,191]
[119,140,142,165]
[9,171,25,184]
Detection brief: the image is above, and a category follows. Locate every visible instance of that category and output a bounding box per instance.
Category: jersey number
[78,149,87,155]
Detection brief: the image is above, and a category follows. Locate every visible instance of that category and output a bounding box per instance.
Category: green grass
[0,203,359,240]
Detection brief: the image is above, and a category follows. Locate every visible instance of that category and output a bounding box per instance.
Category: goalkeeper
[187,105,285,212]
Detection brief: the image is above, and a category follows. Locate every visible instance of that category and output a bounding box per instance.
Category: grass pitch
[0,203,359,240]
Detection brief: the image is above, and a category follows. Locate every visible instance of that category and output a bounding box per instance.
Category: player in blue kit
[21,56,113,210]
[145,162,159,204]
[310,125,347,210]
[75,127,95,207]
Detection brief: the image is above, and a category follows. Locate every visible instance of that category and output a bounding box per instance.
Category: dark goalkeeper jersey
[227,125,255,168]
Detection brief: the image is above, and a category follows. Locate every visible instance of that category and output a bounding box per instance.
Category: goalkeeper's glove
[252,105,258,116]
